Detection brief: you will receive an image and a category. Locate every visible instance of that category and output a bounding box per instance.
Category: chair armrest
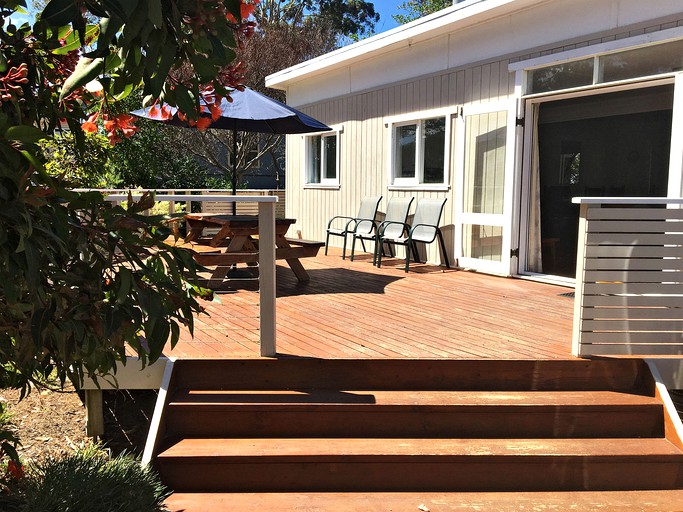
[327,215,356,231]
[378,220,410,237]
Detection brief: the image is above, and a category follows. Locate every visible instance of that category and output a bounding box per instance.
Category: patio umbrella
[132,87,331,213]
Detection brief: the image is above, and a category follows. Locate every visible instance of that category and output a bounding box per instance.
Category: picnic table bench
[175,214,324,282]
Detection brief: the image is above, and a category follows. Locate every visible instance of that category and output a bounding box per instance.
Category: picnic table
[181,213,323,282]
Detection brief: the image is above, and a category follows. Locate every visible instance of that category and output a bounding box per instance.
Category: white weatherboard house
[266,0,683,284]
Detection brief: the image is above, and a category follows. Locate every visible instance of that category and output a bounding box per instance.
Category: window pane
[463,111,507,214]
[601,39,683,83]
[323,135,337,180]
[308,135,321,183]
[422,117,445,183]
[527,58,594,94]
[462,224,503,261]
[395,124,416,178]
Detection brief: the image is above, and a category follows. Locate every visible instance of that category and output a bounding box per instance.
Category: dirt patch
[1,386,157,464]
[1,385,87,463]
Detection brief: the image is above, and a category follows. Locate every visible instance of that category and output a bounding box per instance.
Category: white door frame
[455,99,518,275]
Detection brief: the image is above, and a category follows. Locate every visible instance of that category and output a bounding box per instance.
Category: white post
[258,201,277,356]
[572,202,589,357]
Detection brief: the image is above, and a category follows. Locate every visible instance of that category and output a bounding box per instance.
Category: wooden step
[165,389,663,438]
[157,437,683,492]
[171,359,653,392]
[165,490,683,512]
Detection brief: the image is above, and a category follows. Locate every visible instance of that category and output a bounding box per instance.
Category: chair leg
[372,237,379,265]
[405,239,412,273]
[325,231,330,255]
[438,230,450,269]
[376,238,384,268]
[350,234,357,261]
[342,233,348,259]
[411,241,420,263]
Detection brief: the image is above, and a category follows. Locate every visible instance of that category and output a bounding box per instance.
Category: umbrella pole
[232,127,237,216]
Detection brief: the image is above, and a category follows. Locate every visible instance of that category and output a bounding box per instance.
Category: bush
[16,445,169,512]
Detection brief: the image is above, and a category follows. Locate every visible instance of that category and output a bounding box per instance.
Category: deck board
[168,249,574,359]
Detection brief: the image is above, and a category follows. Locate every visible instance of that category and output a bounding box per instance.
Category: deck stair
[148,358,683,510]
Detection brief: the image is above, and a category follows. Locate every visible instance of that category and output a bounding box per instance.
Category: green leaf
[116,0,140,17]
[120,0,149,46]
[19,150,45,173]
[53,24,100,54]
[190,55,217,82]
[148,0,162,27]
[87,17,124,58]
[60,56,105,101]
[40,0,80,26]
[116,267,132,304]
[99,0,128,20]
[5,125,48,144]
[149,41,177,98]
[173,84,197,118]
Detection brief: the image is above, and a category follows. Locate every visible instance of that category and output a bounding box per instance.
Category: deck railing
[80,188,286,217]
[103,191,279,357]
[573,198,683,357]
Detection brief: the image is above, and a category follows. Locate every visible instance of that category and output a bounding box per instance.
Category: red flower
[150,104,173,120]
[103,113,139,145]
[81,112,99,133]
[7,460,24,481]
[195,117,212,131]
[241,2,256,19]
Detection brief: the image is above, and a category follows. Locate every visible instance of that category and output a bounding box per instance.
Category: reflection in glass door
[529,86,673,278]
[457,101,516,274]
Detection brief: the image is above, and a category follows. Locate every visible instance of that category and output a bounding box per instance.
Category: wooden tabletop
[184,214,295,227]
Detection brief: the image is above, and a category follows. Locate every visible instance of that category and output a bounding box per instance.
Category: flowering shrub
[0,0,258,390]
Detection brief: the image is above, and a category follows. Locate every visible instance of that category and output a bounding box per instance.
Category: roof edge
[265,0,531,89]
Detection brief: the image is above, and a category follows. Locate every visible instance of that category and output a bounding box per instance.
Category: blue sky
[372,0,403,34]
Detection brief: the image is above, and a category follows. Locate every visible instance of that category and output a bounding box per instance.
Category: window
[388,110,450,188]
[525,38,683,95]
[305,131,338,186]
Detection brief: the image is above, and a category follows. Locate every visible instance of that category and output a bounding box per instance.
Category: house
[266,0,683,284]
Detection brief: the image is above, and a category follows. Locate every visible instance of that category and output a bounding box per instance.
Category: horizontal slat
[581,295,683,307]
[584,270,683,283]
[577,343,683,356]
[588,220,683,233]
[583,283,683,294]
[582,307,683,320]
[585,246,683,258]
[581,319,683,331]
[585,258,683,271]
[586,208,683,220]
[586,233,683,245]
[579,332,683,343]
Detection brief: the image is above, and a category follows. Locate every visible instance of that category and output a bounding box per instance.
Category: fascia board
[266,0,544,90]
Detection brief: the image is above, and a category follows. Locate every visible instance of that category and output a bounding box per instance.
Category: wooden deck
[168,248,575,360]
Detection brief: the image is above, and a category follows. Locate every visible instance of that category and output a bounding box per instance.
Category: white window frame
[303,126,342,189]
[510,26,683,98]
[386,107,454,191]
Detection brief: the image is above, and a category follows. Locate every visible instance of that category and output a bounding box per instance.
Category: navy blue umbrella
[133,87,331,213]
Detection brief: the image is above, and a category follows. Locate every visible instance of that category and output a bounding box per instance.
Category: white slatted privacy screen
[573,199,683,357]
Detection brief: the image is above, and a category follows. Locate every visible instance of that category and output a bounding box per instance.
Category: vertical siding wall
[286,60,514,266]
[285,13,683,267]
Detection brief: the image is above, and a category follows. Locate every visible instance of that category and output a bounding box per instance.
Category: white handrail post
[258,200,277,356]
[572,202,590,357]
